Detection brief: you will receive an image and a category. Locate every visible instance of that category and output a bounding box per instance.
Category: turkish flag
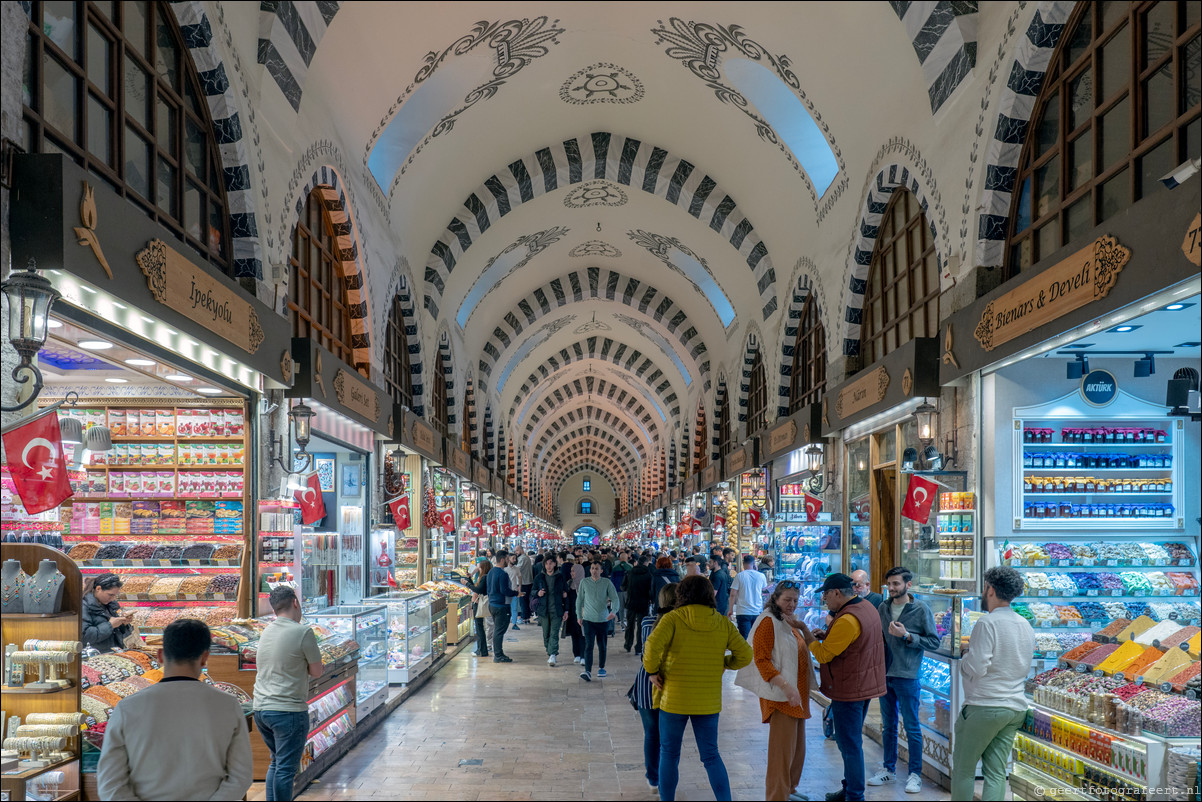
[466,515,482,534]
[440,508,456,533]
[748,508,762,528]
[804,493,823,523]
[388,493,411,529]
[293,472,325,525]
[2,410,73,514]
[901,475,939,523]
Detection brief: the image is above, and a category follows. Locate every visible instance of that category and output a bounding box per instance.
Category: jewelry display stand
[0,543,82,800]
[2,559,27,614]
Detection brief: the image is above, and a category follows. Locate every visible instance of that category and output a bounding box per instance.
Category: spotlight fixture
[1134,353,1156,378]
[901,447,918,472]
[1109,325,1141,333]
[1067,353,1089,379]
[923,445,944,471]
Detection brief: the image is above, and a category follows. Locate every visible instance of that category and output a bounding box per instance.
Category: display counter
[907,592,979,774]
[310,605,388,717]
[773,516,841,629]
[369,591,434,684]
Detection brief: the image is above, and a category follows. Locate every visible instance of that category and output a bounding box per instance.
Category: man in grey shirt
[253,586,323,802]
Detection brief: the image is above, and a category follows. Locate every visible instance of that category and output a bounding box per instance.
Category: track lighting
[1134,353,1155,378]
[1067,354,1089,379]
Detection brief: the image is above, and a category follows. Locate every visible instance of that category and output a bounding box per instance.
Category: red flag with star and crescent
[2,410,73,514]
[901,474,939,524]
[804,493,823,523]
[440,508,456,534]
[388,493,411,530]
[293,472,325,525]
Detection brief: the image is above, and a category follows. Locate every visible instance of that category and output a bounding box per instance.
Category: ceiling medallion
[560,63,645,105]
[569,240,622,258]
[564,180,628,209]
[574,312,612,334]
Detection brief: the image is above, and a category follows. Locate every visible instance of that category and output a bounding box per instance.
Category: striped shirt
[631,615,657,710]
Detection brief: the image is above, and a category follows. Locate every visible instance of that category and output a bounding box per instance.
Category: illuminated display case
[309,604,388,717]
[372,590,434,684]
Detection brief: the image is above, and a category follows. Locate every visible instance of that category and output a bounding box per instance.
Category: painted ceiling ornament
[649,18,848,221]
[625,229,731,329]
[461,227,570,326]
[574,313,612,334]
[569,240,622,258]
[563,180,628,209]
[560,62,645,105]
[366,16,566,189]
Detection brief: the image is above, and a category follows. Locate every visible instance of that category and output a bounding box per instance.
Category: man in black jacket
[533,556,568,666]
[622,555,654,653]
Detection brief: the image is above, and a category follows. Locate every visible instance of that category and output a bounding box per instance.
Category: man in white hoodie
[98,618,251,801]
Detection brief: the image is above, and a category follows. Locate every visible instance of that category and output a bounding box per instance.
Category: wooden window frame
[1004,2,1201,278]
[288,189,355,367]
[22,1,233,273]
[431,350,450,438]
[789,295,827,413]
[746,350,768,435]
[860,187,940,364]
[383,297,413,409]
[717,389,733,459]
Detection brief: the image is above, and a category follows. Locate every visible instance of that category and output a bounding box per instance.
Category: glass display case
[369,525,396,590]
[371,590,434,684]
[738,469,770,554]
[846,438,871,579]
[909,592,980,773]
[309,604,388,717]
[336,506,364,604]
[712,481,736,551]
[900,473,976,591]
[774,517,841,630]
[301,530,339,613]
[430,467,459,577]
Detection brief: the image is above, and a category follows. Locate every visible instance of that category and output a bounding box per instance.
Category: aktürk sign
[1081,370,1118,407]
[974,235,1130,352]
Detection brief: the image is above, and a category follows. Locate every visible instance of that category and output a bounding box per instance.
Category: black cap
[817,572,854,593]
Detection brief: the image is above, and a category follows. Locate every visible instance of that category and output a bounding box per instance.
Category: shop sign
[450,448,469,477]
[1080,370,1118,407]
[835,366,890,419]
[765,419,797,457]
[135,239,265,354]
[411,419,437,458]
[974,235,1131,352]
[1184,213,1201,267]
[334,368,382,423]
[726,447,749,476]
[474,464,490,487]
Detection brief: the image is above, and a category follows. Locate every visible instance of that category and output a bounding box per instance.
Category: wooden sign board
[836,366,890,419]
[411,419,437,458]
[765,419,798,458]
[726,447,749,476]
[450,448,469,477]
[334,368,381,423]
[974,235,1130,352]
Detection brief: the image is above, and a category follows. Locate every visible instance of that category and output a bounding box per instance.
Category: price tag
[1092,669,1105,677]
[134,665,144,675]
[81,677,91,690]
[1154,559,1168,567]
[1105,559,1118,567]
[1110,589,1124,597]
[1081,559,1096,567]
[1086,589,1099,597]
[1035,560,1050,567]
[1067,620,1081,628]
[1037,590,1050,597]
[1075,663,1089,674]
[1159,681,1173,693]
[1089,621,1105,628]
[1114,672,1126,681]
[84,715,97,728]
[1176,558,1192,567]
[1169,611,1179,620]
[1134,676,1145,686]
[1188,690,1198,701]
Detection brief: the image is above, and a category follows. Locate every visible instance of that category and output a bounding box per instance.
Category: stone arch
[534,412,649,464]
[842,157,947,356]
[461,373,478,455]
[424,131,778,321]
[890,2,980,114]
[513,370,666,453]
[434,330,458,433]
[711,374,730,464]
[291,165,373,374]
[975,1,1078,269]
[256,1,342,112]
[539,428,641,476]
[524,386,656,459]
[483,405,495,468]
[169,1,264,280]
[734,328,765,434]
[378,269,425,416]
[477,267,711,388]
[776,268,815,418]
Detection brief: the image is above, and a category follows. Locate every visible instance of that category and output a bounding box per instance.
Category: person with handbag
[533,555,568,666]
[627,582,678,795]
[735,580,812,801]
[470,559,493,658]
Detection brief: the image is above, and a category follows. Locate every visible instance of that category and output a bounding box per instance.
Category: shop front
[941,177,1201,796]
[718,441,768,558]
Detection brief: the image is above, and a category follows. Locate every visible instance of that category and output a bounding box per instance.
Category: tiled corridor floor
[252,621,955,801]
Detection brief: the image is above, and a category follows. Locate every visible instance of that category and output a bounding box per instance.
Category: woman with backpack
[736,580,812,801]
[628,583,678,794]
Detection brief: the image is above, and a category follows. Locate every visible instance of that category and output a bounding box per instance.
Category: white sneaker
[574,656,583,664]
[905,773,921,794]
[548,655,557,666]
[866,769,895,786]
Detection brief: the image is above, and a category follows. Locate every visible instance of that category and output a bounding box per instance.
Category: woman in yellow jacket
[643,574,754,802]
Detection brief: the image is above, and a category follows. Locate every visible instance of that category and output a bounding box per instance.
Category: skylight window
[724,58,839,196]
[673,250,736,328]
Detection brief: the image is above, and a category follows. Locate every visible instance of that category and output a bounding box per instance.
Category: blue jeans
[880,677,923,776]
[658,711,730,802]
[736,614,757,640]
[583,620,608,672]
[638,708,660,785]
[830,700,871,801]
[254,710,309,802]
[510,594,521,625]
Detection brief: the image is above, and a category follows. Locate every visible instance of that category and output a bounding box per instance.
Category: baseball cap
[817,573,854,593]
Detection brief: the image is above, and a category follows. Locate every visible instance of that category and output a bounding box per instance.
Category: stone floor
[250,621,956,801]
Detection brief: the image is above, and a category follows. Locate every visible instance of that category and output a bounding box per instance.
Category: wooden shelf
[0,611,77,619]
[1,684,73,694]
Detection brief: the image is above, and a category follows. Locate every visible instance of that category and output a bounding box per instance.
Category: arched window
[746,349,768,435]
[578,498,596,515]
[716,388,733,459]
[460,387,474,456]
[860,187,940,364]
[507,440,516,487]
[1004,2,1200,278]
[383,298,412,409]
[289,188,356,367]
[789,296,827,413]
[22,1,233,273]
[693,404,708,474]
[431,349,449,438]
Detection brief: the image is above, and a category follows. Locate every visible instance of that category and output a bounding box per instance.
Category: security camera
[1160,158,1200,189]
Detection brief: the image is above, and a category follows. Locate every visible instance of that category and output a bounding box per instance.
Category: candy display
[68,543,100,560]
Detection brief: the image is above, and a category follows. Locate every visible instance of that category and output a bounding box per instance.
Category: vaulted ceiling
[269,1,966,515]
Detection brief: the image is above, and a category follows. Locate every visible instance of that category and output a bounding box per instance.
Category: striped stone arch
[378,270,424,416]
[692,399,708,471]
[543,444,632,491]
[461,376,478,455]
[539,429,641,477]
[519,376,662,448]
[890,1,980,114]
[292,166,372,374]
[777,270,817,418]
[668,438,678,488]
[508,337,683,428]
[169,1,263,280]
[478,267,711,388]
[256,1,341,112]
[534,412,649,464]
[734,330,763,429]
[483,405,495,468]
[711,375,730,464]
[843,162,945,356]
[425,131,779,321]
[976,1,1077,269]
[435,332,458,433]
[554,466,618,499]
[512,365,670,445]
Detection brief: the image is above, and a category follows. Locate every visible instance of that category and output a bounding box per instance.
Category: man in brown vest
[797,573,885,802]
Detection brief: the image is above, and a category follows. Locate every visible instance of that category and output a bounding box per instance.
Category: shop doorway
[872,466,897,590]
[300,431,370,609]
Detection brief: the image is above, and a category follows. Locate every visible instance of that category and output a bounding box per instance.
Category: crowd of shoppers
[94,539,1036,802]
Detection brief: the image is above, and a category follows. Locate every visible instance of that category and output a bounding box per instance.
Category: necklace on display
[3,578,23,606]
